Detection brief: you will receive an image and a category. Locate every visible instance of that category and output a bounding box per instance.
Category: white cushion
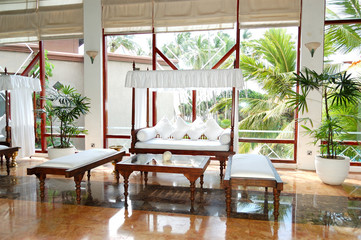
[137,128,157,142]
[219,128,231,144]
[187,118,206,140]
[204,119,224,141]
[38,149,117,169]
[135,138,229,151]
[0,145,9,150]
[231,154,275,179]
[172,117,190,140]
[154,117,175,140]
[0,115,6,137]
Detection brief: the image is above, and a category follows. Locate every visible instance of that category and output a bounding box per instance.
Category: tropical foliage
[107,35,145,55]
[287,68,361,158]
[46,85,90,148]
[326,0,361,54]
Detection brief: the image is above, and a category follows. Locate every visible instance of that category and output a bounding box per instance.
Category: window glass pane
[326,0,361,20]
[324,22,361,163]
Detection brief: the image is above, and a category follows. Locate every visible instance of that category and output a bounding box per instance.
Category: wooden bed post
[4,68,10,146]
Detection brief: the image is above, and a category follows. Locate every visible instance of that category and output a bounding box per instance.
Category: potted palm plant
[288,68,361,185]
[46,84,90,159]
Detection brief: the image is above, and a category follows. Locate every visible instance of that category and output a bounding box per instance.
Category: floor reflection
[0,174,360,229]
[1,158,361,239]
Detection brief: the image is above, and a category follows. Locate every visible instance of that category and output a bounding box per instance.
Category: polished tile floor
[0,154,361,240]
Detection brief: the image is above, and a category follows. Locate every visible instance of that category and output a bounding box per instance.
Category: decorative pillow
[0,115,6,137]
[137,127,157,142]
[219,128,231,145]
[172,117,190,140]
[187,118,206,140]
[204,119,224,141]
[154,117,175,140]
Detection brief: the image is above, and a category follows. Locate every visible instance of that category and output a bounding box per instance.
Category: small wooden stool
[224,154,283,220]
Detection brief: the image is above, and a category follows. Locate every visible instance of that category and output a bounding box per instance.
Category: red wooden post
[102,29,108,148]
[39,41,46,152]
[152,29,157,126]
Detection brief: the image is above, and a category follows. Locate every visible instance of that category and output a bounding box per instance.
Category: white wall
[296,0,325,170]
[83,0,103,149]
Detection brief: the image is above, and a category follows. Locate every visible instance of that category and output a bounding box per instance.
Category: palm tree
[107,35,141,54]
[210,29,297,157]
[325,0,361,54]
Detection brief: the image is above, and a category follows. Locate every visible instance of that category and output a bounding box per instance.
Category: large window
[325,0,361,164]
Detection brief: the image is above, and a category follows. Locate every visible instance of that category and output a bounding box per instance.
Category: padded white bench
[27,149,125,204]
[223,154,283,220]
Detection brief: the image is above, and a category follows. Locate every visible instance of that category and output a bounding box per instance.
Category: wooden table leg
[87,170,91,181]
[119,171,132,208]
[115,169,120,184]
[11,151,18,167]
[225,180,231,217]
[35,173,46,202]
[74,173,85,204]
[144,172,148,185]
[189,180,196,207]
[200,174,204,189]
[5,155,10,175]
[273,188,281,221]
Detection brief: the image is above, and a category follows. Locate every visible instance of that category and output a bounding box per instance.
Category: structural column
[297,0,325,170]
[83,0,103,149]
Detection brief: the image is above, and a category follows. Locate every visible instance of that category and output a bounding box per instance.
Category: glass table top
[120,154,209,168]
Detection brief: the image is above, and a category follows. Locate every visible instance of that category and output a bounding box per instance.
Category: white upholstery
[204,119,224,140]
[231,154,275,179]
[38,149,117,169]
[172,117,190,140]
[154,117,175,139]
[137,128,157,142]
[0,145,9,150]
[219,128,231,145]
[135,138,229,151]
[187,118,206,140]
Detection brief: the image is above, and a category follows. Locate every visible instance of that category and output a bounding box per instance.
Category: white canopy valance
[125,69,244,89]
[0,75,42,91]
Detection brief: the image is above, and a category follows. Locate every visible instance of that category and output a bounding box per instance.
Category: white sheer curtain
[233,89,239,154]
[11,88,36,158]
[134,88,147,128]
[0,75,41,158]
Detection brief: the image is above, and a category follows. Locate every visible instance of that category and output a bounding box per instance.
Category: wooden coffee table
[116,154,210,207]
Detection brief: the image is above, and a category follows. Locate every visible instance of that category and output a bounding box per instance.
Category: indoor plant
[288,68,361,185]
[45,84,90,159]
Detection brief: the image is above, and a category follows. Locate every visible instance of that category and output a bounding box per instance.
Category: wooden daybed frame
[127,68,242,178]
[27,149,126,204]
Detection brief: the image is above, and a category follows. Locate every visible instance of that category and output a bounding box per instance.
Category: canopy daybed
[126,69,243,178]
[0,73,41,170]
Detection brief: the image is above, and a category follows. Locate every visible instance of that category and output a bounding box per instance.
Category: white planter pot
[315,155,350,185]
[48,147,76,159]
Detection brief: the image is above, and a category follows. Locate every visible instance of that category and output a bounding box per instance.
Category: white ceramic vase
[315,155,350,185]
[48,147,76,160]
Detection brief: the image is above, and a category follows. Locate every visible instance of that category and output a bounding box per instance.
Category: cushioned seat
[224,154,283,220]
[38,149,118,169]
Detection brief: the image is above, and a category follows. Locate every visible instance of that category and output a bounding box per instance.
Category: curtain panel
[0,0,83,44]
[0,74,41,158]
[0,0,301,43]
[125,69,244,89]
[103,0,301,35]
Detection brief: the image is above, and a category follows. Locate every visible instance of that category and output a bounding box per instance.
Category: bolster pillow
[219,128,231,145]
[137,128,157,142]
